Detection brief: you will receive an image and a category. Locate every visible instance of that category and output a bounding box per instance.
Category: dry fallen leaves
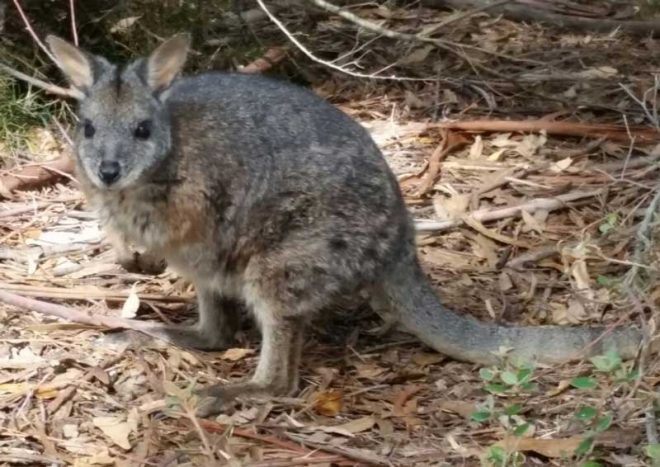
[312,389,344,416]
[220,347,256,361]
[92,412,138,450]
[495,435,582,458]
[315,415,376,437]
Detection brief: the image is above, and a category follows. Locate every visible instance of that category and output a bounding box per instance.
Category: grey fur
[48,35,643,416]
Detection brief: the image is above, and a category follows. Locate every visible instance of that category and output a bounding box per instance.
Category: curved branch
[0,62,82,98]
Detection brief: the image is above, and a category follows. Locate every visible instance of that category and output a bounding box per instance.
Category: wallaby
[47,34,643,416]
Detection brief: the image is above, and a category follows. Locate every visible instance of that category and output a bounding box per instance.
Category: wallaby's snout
[98,160,121,186]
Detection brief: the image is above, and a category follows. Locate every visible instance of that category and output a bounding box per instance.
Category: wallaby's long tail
[377,257,642,365]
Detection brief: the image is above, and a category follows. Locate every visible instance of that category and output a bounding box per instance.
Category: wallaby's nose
[98,160,121,185]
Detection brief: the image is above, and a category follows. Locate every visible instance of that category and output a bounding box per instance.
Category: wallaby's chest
[91,186,208,253]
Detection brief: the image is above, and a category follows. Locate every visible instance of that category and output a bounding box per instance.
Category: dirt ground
[1,2,659,466]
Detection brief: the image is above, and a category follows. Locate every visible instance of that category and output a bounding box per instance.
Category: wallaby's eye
[83,120,95,138]
[134,120,152,140]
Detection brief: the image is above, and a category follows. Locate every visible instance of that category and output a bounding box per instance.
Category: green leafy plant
[474,350,640,466]
[481,445,525,467]
[598,213,619,235]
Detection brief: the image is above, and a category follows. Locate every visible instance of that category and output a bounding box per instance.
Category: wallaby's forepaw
[194,381,295,417]
[118,251,167,275]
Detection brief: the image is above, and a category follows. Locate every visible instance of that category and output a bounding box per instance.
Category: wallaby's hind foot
[194,380,296,417]
[195,314,304,417]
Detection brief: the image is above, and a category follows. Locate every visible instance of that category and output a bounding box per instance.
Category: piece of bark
[239,47,287,74]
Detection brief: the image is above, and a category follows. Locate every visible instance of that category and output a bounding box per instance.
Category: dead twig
[254,0,431,81]
[0,289,187,335]
[304,0,540,66]
[0,62,81,98]
[198,419,356,465]
[68,0,78,46]
[434,119,659,144]
[0,283,194,303]
[415,189,601,232]
[415,130,469,196]
[283,432,390,466]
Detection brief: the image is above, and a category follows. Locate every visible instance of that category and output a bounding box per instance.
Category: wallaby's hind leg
[143,287,242,350]
[195,312,304,417]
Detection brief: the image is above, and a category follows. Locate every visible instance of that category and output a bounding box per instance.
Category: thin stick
[0,289,170,335]
[0,283,194,303]
[304,0,540,65]
[11,0,58,64]
[254,0,428,81]
[415,189,601,232]
[69,0,78,46]
[284,432,389,466]
[0,62,81,98]
[434,119,659,144]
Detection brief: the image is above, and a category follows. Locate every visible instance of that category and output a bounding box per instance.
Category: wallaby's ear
[46,35,95,94]
[146,34,190,93]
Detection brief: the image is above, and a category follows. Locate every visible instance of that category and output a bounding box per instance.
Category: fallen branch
[199,419,326,457]
[415,130,469,196]
[423,0,660,37]
[0,289,170,336]
[0,283,194,303]
[415,189,601,232]
[0,62,81,98]
[0,154,75,199]
[434,119,659,144]
[505,244,562,269]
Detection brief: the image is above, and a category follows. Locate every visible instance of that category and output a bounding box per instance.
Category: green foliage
[570,376,597,390]
[473,350,639,466]
[481,445,525,467]
[590,350,622,373]
[598,213,619,235]
[644,443,660,460]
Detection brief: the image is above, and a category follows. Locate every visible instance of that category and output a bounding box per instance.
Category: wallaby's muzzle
[98,160,121,186]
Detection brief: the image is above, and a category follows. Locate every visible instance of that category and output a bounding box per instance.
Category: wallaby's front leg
[195,312,304,417]
[106,228,166,275]
[142,287,241,350]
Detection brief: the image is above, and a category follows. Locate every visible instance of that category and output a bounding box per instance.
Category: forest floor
[0,1,659,466]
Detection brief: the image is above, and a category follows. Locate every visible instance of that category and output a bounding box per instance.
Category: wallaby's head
[47,34,190,190]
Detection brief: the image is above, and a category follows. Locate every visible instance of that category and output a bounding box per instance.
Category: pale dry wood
[415,189,601,232]
[0,282,194,303]
[435,119,659,144]
[0,289,169,335]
